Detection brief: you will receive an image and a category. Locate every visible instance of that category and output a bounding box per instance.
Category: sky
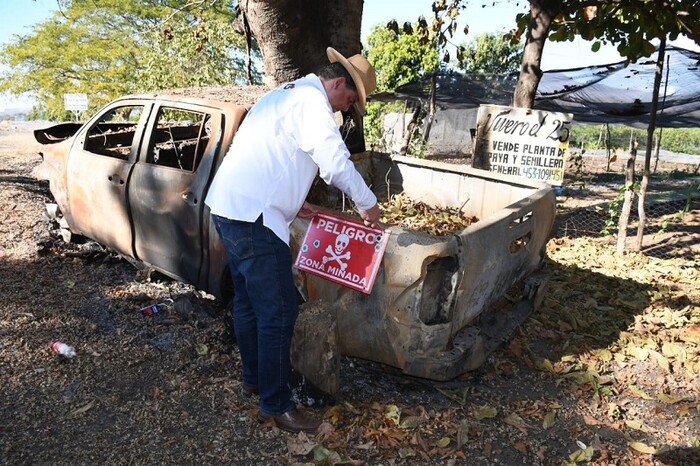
[0,0,57,109]
[1,0,699,110]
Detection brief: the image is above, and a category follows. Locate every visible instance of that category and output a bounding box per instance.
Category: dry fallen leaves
[378,193,478,235]
[4,130,699,465]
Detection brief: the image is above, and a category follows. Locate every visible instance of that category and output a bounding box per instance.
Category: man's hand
[359,203,381,228]
[298,201,319,219]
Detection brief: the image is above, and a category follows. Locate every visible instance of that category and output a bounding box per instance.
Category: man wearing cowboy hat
[205,47,380,433]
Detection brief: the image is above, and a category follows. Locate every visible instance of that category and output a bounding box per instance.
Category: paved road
[583,148,700,166]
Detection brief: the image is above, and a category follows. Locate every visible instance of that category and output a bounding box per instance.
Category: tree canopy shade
[375,46,700,129]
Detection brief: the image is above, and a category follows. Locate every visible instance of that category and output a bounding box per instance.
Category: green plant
[364,101,407,150]
[600,182,639,236]
[565,149,587,190]
[456,32,523,74]
[406,131,430,158]
[570,124,700,156]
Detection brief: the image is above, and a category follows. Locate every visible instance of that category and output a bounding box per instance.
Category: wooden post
[616,139,637,257]
[422,74,437,143]
[605,123,613,171]
[635,38,667,252]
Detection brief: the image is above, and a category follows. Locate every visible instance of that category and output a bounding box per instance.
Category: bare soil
[1,121,698,465]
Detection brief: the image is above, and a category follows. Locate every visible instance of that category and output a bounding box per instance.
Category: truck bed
[291,151,556,380]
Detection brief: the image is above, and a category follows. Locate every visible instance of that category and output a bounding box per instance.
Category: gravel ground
[1,121,698,465]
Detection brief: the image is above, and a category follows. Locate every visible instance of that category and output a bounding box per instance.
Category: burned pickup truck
[33,91,555,384]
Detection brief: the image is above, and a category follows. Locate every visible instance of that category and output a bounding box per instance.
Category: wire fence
[551,154,700,261]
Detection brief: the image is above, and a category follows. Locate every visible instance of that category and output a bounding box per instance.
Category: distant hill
[0,106,32,120]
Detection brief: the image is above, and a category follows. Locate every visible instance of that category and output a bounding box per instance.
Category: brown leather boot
[257,409,321,433]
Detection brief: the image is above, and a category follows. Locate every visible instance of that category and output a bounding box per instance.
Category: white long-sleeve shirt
[205,74,377,245]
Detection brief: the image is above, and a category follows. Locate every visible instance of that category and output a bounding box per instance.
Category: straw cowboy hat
[326,47,376,114]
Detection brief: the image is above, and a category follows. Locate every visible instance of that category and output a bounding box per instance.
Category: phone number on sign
[522,167,564,182]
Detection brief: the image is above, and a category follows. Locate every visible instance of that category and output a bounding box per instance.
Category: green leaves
[0,0,257,118]
[365,24,440,92]
[137,12,257,92]
[550,1,699,63]
[457,32,524,74]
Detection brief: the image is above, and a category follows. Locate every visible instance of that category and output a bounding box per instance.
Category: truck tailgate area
[291,152,556,380]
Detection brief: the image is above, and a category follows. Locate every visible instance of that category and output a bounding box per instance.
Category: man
[204,47,380,433]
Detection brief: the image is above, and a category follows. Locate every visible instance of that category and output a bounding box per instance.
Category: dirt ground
[1,121,699,465]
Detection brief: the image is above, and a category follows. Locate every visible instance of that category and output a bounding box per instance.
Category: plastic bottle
[50,341,76,358]
[140,298,174,316]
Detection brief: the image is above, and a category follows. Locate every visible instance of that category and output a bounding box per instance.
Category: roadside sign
[472,104,574,186]
[294,212,389,294]
[63,93,88,111]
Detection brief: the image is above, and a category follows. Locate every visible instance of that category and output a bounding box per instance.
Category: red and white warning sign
[294,212,389,294]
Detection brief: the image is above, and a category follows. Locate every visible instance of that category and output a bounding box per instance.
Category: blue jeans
[212,213,299,415]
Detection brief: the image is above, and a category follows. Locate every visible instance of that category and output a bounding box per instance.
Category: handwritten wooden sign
[472,104,574,186]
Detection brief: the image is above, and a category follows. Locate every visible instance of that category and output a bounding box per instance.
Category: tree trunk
[241,11,255,84]
[238,0,364,86]
[422,74,437,143]
[617,139,637,257]
[513,1,558,108]
[635,38,666,251]
[653,128,662,174]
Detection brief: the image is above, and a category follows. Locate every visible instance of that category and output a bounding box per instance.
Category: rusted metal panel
[66,148,134,257]
[32,140,71,222]
[290,153,555,380]
[33,96,249,298]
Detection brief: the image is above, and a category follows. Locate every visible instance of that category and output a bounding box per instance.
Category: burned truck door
[67,102,150,257]
[128,103,221,286]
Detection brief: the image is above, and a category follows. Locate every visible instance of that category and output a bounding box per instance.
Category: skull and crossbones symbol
[322,233,351,270]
